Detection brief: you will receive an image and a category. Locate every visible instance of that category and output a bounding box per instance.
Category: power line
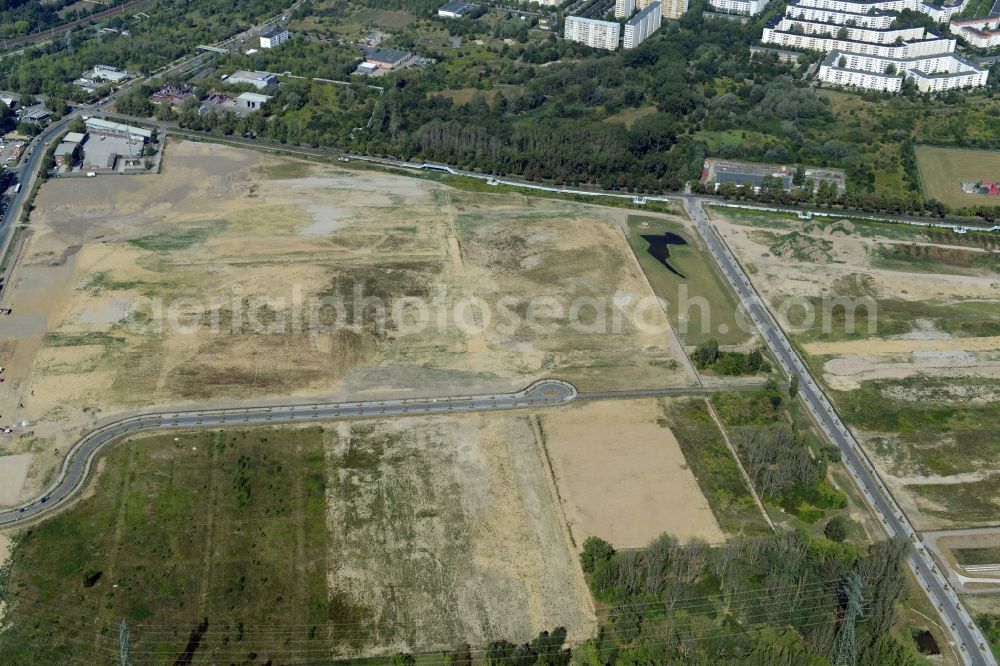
[830,572,863,666]
[119,618,134,666]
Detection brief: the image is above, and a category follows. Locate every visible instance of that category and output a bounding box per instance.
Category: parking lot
[0,140,25,166]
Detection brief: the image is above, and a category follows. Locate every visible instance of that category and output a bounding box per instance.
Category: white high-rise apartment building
[761,0,987,91]
[624,1,663,47]
[616,0,636,18]
[619,0,687,18]
[657,0,689,18]
[950,16,1000,48]
[708,0,769,15]
[564,16,621,50]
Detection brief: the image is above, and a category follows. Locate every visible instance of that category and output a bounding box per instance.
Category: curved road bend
[685,196,996,666]
[0,380,576,527]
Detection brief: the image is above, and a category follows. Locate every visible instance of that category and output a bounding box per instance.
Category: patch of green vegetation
[320,260,441,327]
[259,161,314,179]
[715,380,847,525]
[0,428,345,664]
[710,207,799,231]
[909,475,1000,526]
[711,379,787,427]
[128,220,227,253]
[977,615,1000,661]
[768,231,834,263]
[831,379,1000,476]
[438,175,678,215]
[579,531,916,665]
[627,216,748,346]
[42,331,126,350]
[663,399,771,537]
[79,271,141,294]
[870,243,1000,275]
[953,547,1000,566]
[692,338,771,376]
[789,275,1000,342]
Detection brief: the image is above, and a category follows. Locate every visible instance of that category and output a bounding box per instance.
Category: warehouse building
[84,118,153,142]
[225,70,278,90]
[438,2,474,18]
[236,92,271,110]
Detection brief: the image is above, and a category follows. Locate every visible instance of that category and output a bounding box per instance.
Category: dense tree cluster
[13,0,1000,221]
[579,532,919,665]
[0,0,130,39]
[693,339,770,375]
[0,0,297,100]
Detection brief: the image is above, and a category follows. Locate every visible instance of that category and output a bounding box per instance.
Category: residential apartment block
[259,26,290,49]
[624,1,663,48]
[564,16,621,50]
[818,49,987,91]
[761,0,987,91]
[777,0,968,22]
[708,0,769,16]
[616,0,636,17]
[659,0,689,18]
[950,16,1000,48]
[619,0,687,18]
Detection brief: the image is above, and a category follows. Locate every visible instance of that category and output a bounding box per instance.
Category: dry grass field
[0,140,688,501]
[0,416,596,662]
[539,398,724,549]
[915,145,1000,210]
[711,206,1000,530]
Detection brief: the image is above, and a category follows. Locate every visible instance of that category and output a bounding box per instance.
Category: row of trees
[387,628,572,665]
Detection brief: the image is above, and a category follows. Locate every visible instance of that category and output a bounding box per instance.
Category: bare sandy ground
[540,398,724,549]
[323,412,596,655]
[713,209,1000,530]
[0,454,32,506]
[0,140,687,497]
[804,336,1000,356]
[715,217,1000,309]
[820,353,1000,391]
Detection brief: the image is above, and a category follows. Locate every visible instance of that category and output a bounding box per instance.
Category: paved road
[685,196,996,666]
[0,380,577,527]
[0,115,74,283]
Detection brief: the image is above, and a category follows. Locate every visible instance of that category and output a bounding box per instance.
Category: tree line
[578,531,921,665]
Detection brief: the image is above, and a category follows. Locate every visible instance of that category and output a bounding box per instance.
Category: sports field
[915,145,1000,210]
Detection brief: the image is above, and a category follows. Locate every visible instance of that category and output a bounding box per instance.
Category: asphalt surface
[685,197,996,666]
[0,115,74,283]
[0,380,577,527]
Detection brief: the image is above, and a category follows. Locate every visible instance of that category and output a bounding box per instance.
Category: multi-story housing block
[624,1,663,48]
[762,0,986,91]
[708,0,769,15]
[950,16,1000,48]
[564,16,621,49]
